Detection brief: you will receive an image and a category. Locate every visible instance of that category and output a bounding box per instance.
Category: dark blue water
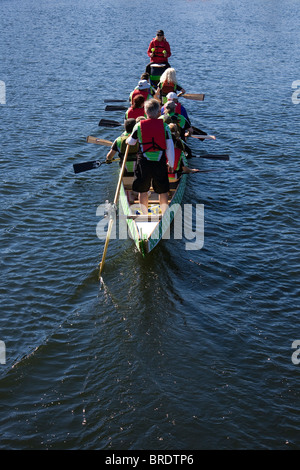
[0,0,299,450]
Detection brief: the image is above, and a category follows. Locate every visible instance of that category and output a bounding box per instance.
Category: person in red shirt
[125,94,146,120]
[145,30,171,76]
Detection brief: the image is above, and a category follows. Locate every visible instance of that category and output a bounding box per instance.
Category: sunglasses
[157,34,163,36]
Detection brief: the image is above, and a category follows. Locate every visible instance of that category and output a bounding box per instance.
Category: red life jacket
[127,106,145,119]
[167,147,182,179]
[150,39,170,63]
[173,147,182,171]
[175,102,182,114]
[140,119,167,154]
[131,88,150,102]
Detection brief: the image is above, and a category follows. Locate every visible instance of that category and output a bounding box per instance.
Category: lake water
[0,0,299,451]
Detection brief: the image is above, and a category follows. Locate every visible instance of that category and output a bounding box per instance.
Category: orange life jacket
[161,80,177,96]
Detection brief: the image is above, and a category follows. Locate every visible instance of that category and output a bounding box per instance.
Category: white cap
[138,80,150,90]
[166,92,178,100]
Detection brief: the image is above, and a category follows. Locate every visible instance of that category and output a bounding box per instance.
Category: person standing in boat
[155,68,186,104]
[145,30,171,75]
[126,99,175,215]
[125,94,146,120]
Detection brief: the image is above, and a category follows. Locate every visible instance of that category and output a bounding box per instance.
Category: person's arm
[106,149,117,163]
[126,124,139,145]
[106,139,119,162]
[182,166,199,173]
[164,41,171,58]
[182,116,193,137]
[176,85,186,96]
[126,135,137,145]
[165,127,175,169]
[147,40,154,58]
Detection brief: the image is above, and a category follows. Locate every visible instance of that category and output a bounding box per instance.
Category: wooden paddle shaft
[99,145,130,276]
[191,134,216,140]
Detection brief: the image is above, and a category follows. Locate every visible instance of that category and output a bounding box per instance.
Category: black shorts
[132,156,170,194]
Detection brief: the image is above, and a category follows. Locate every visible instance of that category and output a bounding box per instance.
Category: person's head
[160,67,177,84]
[140,72,150,81]
[144,99,161,119]
[166,92,178,102]
[168,122,179,135]
[168,122,181,140]
[138,79,150,90]
[136,116,146,123]
[164,101,176,114]
[169,122,184,148]
[132,94,145,109]
[124,118,136,133]
[162,115,172,124]
[156,30,164,41]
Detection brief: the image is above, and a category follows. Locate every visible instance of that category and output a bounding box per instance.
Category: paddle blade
[73,160,102,174]
[192,126,207,136]
[182,93,205,101]
[99,118,122,127]
[199,154,230,161]
[105,105,128,111]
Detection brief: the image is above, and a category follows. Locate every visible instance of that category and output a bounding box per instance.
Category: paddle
[190,169,226,174]
[191,134,216,140]
[192,126,207,136]
[105,105,128,111]
[73,159,106,174]
[99,118,122,127]
[103,94,205,103]
[87,136,112,146]
[99,145,130,277]
[73,157,118,174]
[195,154,229,161]
[104,99,127,103]
[180,93,205,101]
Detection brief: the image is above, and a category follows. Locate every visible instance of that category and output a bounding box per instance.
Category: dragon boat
[118,153,188,256]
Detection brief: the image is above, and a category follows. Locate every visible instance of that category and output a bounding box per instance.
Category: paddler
[161,92,192,128]
[125,94,146,120]
[161,101,193,141]
[155,67,186,104]
[129,79,153,104]
[167,123,199,181]
[145,30,171,75]
[126,99,175,214]
[106,118,139,176]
